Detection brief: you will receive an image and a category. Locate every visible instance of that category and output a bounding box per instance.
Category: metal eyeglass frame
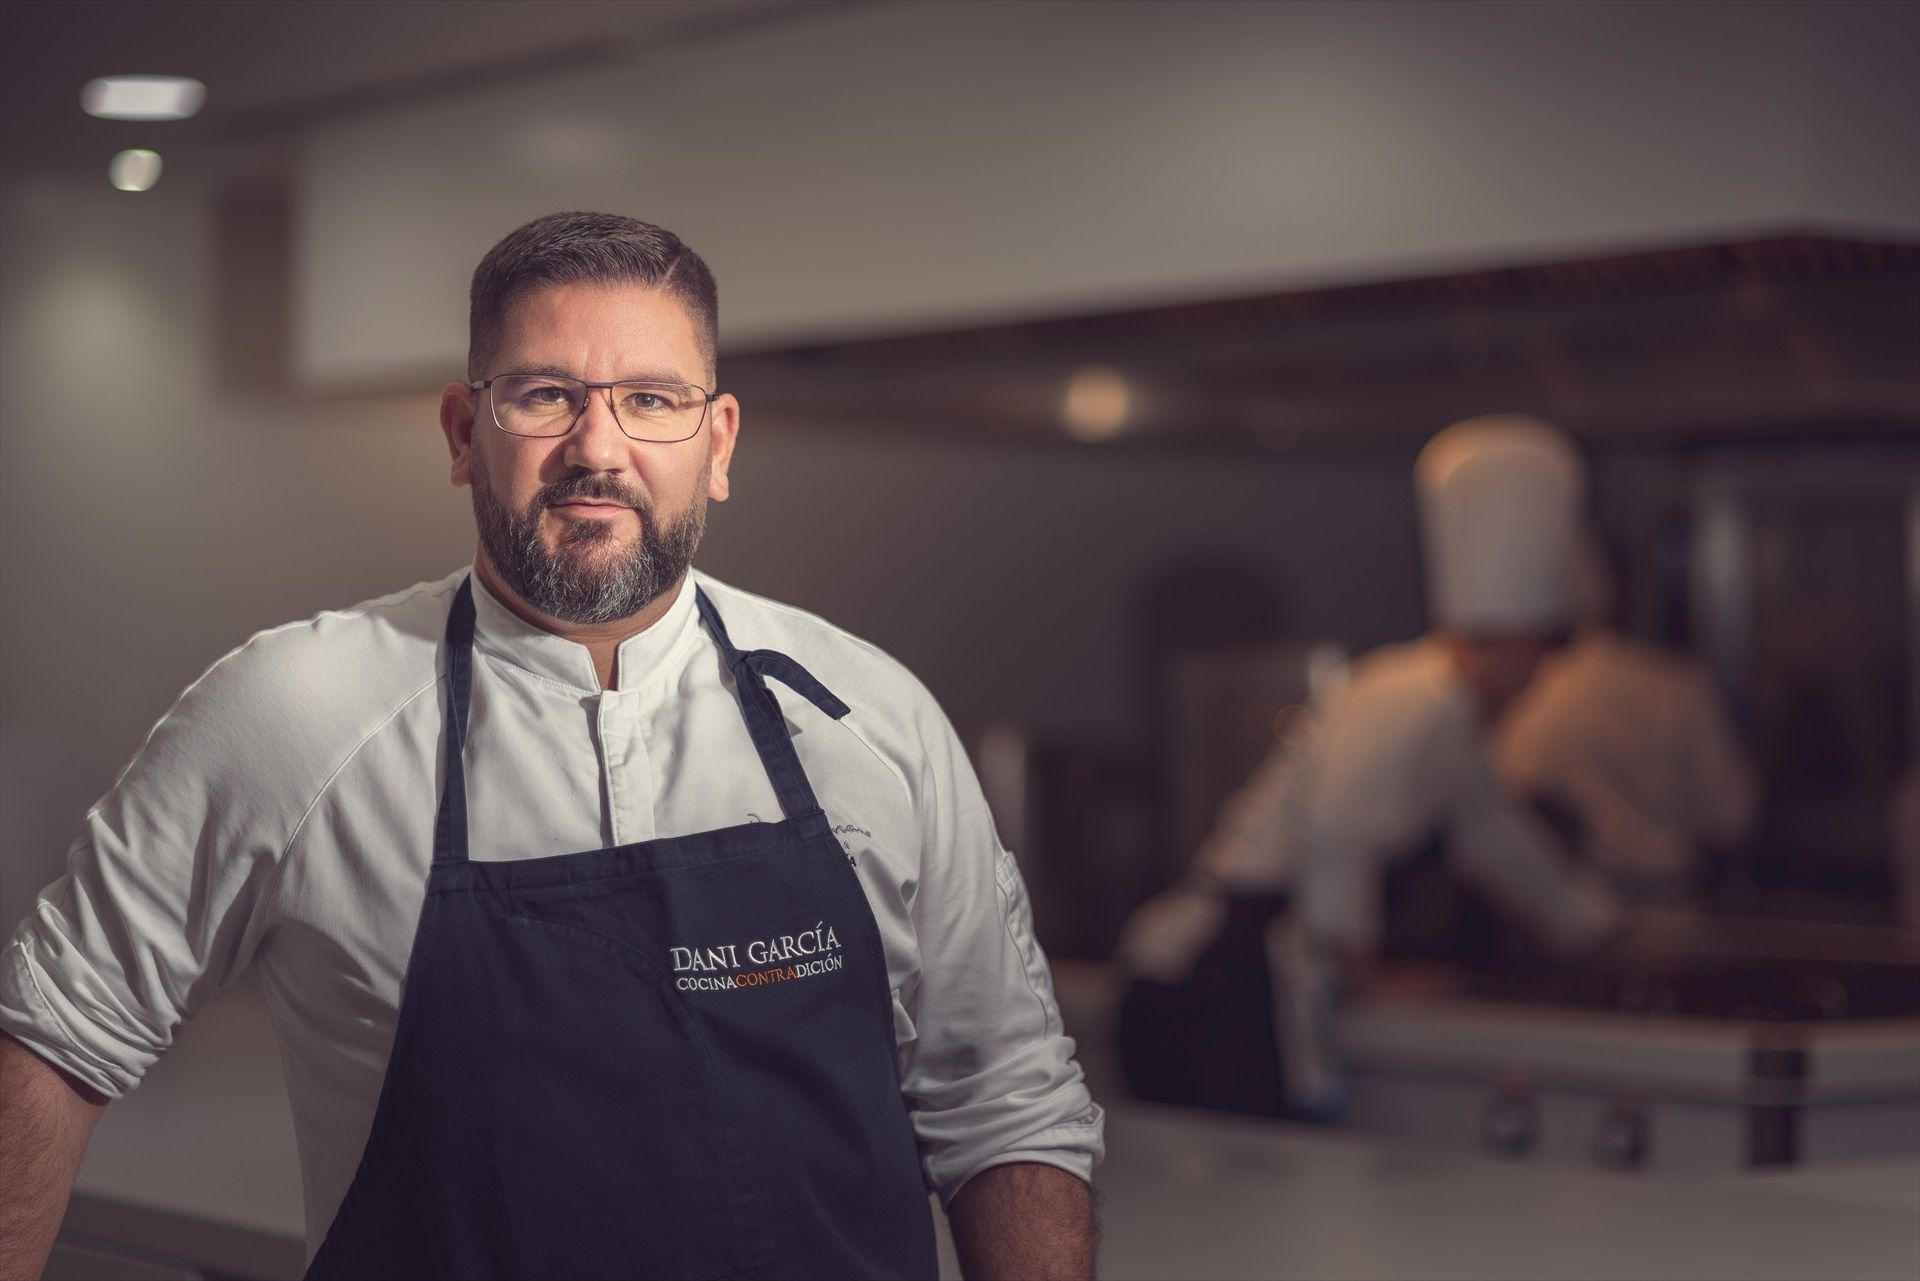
[469,374,719,443]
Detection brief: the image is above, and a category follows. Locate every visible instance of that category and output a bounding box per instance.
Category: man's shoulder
[214,570,462,691]
[1316,637,1474,767]
[109,571,464,829]
[171,571,462,750]
[1341,637,1464,722]
[1582,631,1708,690]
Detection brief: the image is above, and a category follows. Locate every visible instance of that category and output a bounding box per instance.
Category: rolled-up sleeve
[896,711,1104,1203]
[1,648,290,1097]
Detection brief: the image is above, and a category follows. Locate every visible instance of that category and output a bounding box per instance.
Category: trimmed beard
[469,449,708,625]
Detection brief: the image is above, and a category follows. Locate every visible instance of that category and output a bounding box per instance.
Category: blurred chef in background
[1116,415,1621,1120]
[1495,538,1758,907]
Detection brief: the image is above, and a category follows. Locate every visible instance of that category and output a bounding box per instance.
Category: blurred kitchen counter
[51,976,1920,1281]
[1334,915,1920,1173]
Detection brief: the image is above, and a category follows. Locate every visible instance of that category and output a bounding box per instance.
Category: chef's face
[440,282,738,624]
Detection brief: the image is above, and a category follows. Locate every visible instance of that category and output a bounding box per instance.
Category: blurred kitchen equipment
[1691,445,1919,916]
[1593,1093,1653,1170]
[1481,1067,1541,1158]
[1162,643,1347,886]
[975,724,1155,960]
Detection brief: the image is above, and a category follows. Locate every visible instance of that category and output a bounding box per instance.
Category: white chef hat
[1415,414,1586,636]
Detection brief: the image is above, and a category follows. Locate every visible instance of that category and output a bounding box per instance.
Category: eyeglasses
[471,374,718,443]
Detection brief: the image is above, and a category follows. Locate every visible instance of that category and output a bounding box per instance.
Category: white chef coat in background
[1,567,1104,1254]
[1119,637,1618,982]
[1495,629,1757,901]
[1292,638,1618,957]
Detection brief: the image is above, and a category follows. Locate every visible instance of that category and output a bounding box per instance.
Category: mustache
[536,475,652,513]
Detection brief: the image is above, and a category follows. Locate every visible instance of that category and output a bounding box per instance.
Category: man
[1117,415,1620,1118]
[1495,539,1758,906]
[0,212,1102,1280]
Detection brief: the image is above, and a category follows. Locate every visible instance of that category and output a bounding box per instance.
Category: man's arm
[1447,747,1619,959]
[0,1033,106,1281]
[946,1161,1096,1281]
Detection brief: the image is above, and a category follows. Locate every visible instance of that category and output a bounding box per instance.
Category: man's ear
[440,382,477,487]
[706,393,740,502]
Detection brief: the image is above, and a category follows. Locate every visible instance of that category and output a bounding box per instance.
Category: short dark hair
[467,211,719,383]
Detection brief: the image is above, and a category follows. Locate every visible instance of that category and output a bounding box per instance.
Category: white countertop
[64,982,1920,1281]
[1097,1106,1920,1281]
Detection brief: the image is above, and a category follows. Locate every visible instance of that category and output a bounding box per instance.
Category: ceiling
[9,2,1913,455]
[0,0,832,177]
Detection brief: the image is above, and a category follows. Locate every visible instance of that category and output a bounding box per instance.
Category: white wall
[294,0,1920,388]
[0,180,466,913]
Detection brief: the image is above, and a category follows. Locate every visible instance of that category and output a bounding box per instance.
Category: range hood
[724,234,1920,452]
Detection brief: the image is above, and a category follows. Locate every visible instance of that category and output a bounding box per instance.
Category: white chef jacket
[1,566,1104,1253]
[1119,636,1617,981]
[1495,629,1757,900]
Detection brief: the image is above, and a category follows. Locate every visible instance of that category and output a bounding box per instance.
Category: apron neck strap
[433,578,477,866]
[694,586,846,821]
[432,576,847,865]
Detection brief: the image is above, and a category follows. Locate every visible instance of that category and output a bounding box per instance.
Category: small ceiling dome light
[109,149,164,192]
[82,76,206,121]
[1062,365,1132,443]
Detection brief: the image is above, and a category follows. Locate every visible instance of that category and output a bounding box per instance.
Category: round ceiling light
[109,149,164,192]
[1062,365,1132,443]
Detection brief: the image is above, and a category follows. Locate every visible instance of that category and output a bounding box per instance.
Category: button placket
[597,691,656,848]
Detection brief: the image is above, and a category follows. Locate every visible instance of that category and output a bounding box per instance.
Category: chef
[1117,415,1620,1119]
[1495,539,1758,905]
[0,212,1102,1281]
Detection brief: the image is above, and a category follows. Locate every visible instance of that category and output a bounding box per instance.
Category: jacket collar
[467,564,701,694]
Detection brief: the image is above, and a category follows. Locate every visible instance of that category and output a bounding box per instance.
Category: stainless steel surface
[1691,446,1920,907]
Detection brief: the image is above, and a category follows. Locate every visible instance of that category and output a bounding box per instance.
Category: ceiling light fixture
[1062,366,1132,443]
[82,76,206,121]
[109,149,164,192]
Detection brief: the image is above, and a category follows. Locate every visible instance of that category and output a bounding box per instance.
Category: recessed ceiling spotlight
[109,149,164,192]
[82,76,206,121]
[1062,365,1132,443]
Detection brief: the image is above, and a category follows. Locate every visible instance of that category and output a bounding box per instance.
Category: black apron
[305,578,939,1280]
[1117,891,1300,1118]
[1118,830,1547,1119]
